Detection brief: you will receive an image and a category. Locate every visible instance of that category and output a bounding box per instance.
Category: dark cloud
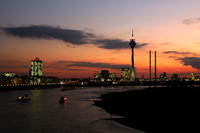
[175,57,200,70]
[42,72,57,75]
[83,28,94,32]
[1,25,95,45]
[42,66,62,69]
[0,66,18,68]
[1,25,148,49]
[135,43,148,49]
[57,60,129,70]
[163,51,190,54]
[161,42,173,45]
[169,56,177,58]
[94,39,129,49]
[182,18,200,25]
[94,39,148,49]
[67,62,129,69]
[60,69,86,71]
[57,60,71,64]
[0,31,3,37]
[66,44,71,47]
[0,65,29,68]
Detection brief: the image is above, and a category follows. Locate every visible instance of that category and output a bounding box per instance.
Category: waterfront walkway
[1,80,200,91]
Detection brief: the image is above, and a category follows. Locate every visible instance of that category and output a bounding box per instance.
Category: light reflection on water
[0,86,146,133]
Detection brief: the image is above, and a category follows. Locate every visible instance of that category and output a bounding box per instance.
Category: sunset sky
[0,0,200,79]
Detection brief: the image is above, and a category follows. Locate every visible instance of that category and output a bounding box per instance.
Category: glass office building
[121,67,130,80]
[30,57,42,84]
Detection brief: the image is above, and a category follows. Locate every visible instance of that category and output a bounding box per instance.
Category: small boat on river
[59,97,67,102]
[17,93,29,101]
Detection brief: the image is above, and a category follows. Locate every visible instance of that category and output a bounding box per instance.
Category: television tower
[129,29,136,81]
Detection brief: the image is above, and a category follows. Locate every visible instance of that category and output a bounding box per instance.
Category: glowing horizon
[0,0,200,79]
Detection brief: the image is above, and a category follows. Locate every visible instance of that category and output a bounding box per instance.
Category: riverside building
[30,57,42,84]
[1,72,16,77]
[121,67,130,80]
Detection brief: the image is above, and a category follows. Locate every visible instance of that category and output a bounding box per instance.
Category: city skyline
[1,0,200,78]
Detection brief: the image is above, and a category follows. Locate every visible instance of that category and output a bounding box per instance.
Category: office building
[94,73,101,80]
[160,72,167,80]
[101,70,109,81]
[109,73,116,79]
[30,57,42,84]
[1,72,16,77]
[190,73,194,80]
[121,67,130,80]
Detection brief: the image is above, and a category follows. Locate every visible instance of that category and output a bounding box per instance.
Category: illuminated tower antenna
[129,30,136,81]
[132,29,134,39]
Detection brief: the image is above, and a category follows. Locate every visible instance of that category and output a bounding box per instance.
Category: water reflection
[30,90,42,132]
[59,101,67,107]
[0,86,145,133]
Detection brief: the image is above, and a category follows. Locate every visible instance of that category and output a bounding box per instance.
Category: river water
[0,86,146,133]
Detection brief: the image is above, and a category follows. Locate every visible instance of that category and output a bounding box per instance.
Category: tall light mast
[129,30,136,81]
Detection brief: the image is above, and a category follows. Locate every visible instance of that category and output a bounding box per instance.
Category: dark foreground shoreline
[93,87,200,133]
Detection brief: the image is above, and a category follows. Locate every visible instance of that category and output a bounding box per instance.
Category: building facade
[101,70,109,81]
[94,73,101,80]
[160,72,167,80]
[30,57,42,84]
[94,71,116,81]
[109,73,116,79]
[190,73,194,80]
[1,72,16,77]
[121,67,130,80]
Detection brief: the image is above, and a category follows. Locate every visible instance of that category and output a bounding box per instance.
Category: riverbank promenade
[1,80,200,91]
